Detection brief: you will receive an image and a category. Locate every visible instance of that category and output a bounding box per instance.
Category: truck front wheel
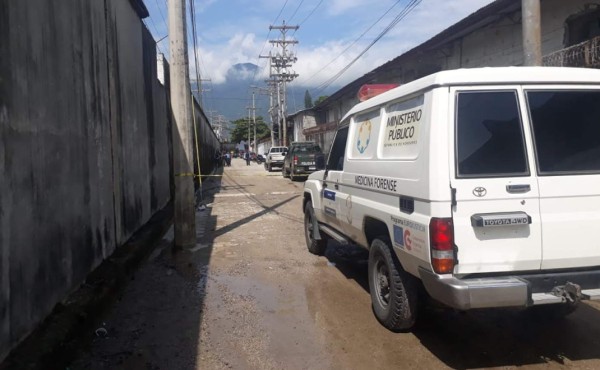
[368,238,419,331]
[304,202,327,255]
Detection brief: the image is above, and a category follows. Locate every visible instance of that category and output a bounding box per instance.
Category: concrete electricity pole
[261,21,299,147]
[246,91,258,152]
[253,85,275,147]
[252,91,257,152]
[522,0,542,66]
[169,0,195,248]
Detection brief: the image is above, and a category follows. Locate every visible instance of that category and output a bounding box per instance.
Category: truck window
[455,91,529,178]
[327,126,349,171]
[527,90,600,175]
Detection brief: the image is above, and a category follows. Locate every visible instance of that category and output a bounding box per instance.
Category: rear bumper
[268,160,284,166]
[419,267,600,310]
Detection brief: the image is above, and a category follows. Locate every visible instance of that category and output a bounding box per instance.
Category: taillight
[429,218,455,274]
[293,155,298,165]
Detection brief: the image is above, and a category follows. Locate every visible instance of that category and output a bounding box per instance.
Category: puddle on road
[196,266,332,369]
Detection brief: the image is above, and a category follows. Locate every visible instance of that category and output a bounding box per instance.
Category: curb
[0,203,174,370]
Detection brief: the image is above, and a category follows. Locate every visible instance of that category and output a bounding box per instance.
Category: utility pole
[253,85,274,147]
[261,21,299,147]
[247,107,252,151]
[252,91,257,153]
[246,93,257,152]
[168,0,195,248]
[522,0,542,66]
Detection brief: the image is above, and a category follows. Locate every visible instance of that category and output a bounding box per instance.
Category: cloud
[189,32,271,84]
[183,0,495,89]
[327,0,372,15]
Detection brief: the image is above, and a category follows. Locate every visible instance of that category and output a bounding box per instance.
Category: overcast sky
[144,0,495,93]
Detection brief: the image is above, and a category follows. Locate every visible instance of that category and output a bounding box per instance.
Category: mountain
[195,62,337,127]
[194,63,266,123]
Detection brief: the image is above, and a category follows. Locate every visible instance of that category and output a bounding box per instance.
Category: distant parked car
[265,146,288,171]
[282,142,325,181]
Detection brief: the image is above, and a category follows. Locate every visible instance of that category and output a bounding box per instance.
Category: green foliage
[229,116,270,144]
[315,95,329,105]
[304,90,313,109]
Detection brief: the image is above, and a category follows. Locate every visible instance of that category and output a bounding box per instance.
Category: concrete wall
[192,98,221,190]
[0,0,213,361]
[400,0,590,78]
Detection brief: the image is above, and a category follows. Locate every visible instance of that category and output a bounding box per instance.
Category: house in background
[292,0,600,155]
[287,108,317,143]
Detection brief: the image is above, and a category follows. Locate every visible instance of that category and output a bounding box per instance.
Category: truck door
[449,88,542,274]
[322,126,349,232]
[525,88,600,270]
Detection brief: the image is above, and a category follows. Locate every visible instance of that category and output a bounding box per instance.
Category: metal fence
[543,36,600,68]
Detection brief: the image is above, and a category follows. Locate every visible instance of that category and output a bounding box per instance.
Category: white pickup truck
[265,146,288,172]
[303,67,600,331]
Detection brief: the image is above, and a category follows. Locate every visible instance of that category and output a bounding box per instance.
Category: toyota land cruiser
[303,67,600,330]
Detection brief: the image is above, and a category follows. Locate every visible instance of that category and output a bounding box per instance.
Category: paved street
[71,158,600,370]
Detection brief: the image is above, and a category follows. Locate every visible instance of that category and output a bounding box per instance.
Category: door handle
[506,184,530,193]
[334,184,339,190]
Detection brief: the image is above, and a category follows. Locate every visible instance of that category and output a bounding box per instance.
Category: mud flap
[312,214,322,240]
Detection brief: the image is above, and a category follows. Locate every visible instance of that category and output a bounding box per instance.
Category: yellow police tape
[175,173,223,178]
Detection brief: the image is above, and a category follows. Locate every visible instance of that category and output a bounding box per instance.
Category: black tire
[283,166,289,178]
[267,163,272,172]
[368,237,419,331]
[304,202,327,255]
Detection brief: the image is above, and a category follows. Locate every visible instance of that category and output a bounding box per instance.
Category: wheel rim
[374,256,391,308]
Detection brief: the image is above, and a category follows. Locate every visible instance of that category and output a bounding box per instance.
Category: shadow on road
[321,241,600,368]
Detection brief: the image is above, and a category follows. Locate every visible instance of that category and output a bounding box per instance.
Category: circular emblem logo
[356,120,372,154]
[404,229,412,251]
[473,187,487,197]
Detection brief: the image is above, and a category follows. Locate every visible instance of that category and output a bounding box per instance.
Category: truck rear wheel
[368,237,418,331]
[304,202,327,255]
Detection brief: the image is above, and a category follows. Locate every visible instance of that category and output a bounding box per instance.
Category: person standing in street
[224,152,231,167]
[245,151,251,166]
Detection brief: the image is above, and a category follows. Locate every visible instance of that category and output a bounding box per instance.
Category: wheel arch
[303,191,312,214]
[363,216,391,248]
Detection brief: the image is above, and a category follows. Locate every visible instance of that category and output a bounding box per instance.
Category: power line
[154,0,168,33]
[143,18,165,55]
[298,0,323,26]
[152,0,169,58]
[297,0,403,86]
[245,0,295,116]
[273,0,290,25]
[288,0,305,23]
[189,0,203,106]
[313,0,422,93]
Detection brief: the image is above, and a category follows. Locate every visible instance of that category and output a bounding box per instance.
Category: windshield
[293,145,321,153]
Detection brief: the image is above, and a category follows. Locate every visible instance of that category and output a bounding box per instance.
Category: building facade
[301,0,600,153]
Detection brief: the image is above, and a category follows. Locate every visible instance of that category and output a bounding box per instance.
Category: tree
[229,116,271,145]
[314,95,329,105]
[304,90,313,109]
